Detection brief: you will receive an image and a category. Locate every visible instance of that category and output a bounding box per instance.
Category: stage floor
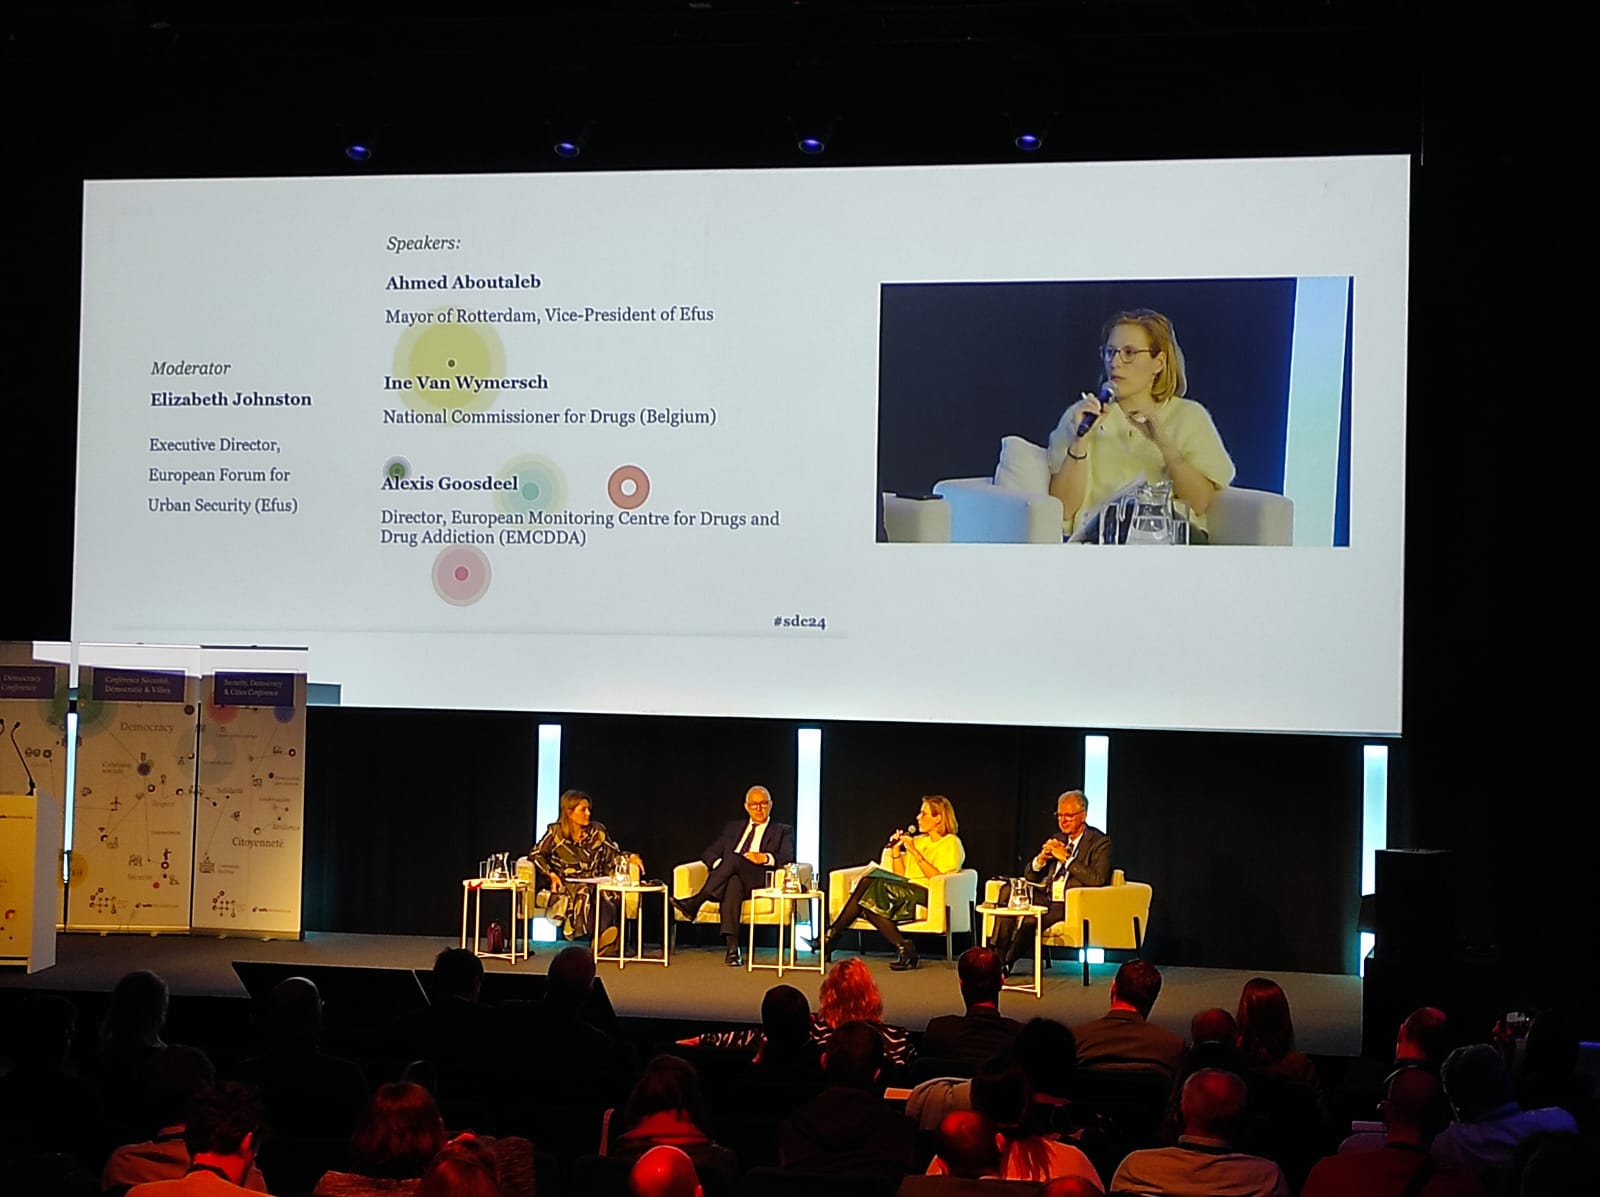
[2,931,1363,1056]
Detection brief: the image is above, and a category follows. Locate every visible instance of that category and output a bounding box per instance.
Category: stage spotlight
[797,135,826,156]
[546,119,593,163]
[345,143,374,162]
[553,139,581,159]
[1014,132,1043,152]
[1004,109,1057,156]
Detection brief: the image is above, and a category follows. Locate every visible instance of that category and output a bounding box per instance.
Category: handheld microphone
[885,821,918,849]
[9,721,37,796]
[1074,381,1118,438]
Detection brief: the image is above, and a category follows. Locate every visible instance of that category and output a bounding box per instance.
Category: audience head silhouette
[819,957,883,1027]
[350,1082,448,1179]
[1109,959,1163,1019]
[262,975,323,1046]
[629,1144,704,1197]
[1190,1007,1236,1045]
[937,1110,1003,1178]
[760,984,812,1047]
[1441,1043,1515,1121]
[821,1020,885,1090]
[547,945,598,1010]
[433,947,485,1002]
[183,1082,264,1180]
[103,968,169,1048]
[1013,1018,1076,1100]
[625,1055,712,1133]
[1396,1005,1451,1064]
[970,1056,1030,1134]
[1236,976,1297,1065]
[1180,1068,1249,1141]
[956,946,1004,1008]
[418,1134,501,1197]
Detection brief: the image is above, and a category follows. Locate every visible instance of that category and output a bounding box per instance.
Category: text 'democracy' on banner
[67,666,200,932]
[191,672,306,936]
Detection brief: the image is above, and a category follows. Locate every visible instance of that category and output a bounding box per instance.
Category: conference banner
[191,672,306,937]
[0,644,70,931]
[67,665,200,932]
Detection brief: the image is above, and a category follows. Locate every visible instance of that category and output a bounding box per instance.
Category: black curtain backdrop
[876,278,1303,497]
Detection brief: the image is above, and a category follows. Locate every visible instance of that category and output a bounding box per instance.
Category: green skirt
[859,873,930,925]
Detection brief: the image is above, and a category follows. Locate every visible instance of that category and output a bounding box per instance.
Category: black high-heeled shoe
[889,941,919,971]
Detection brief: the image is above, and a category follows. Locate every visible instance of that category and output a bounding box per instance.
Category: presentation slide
[74,156,1408,734]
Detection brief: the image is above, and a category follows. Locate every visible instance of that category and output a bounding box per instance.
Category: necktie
[736,823,754,854]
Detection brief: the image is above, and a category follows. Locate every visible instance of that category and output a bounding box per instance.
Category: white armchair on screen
[827,853,979,961]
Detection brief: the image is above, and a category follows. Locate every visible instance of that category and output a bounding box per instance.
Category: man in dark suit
[921,947,1023,1065]
[1070,959,1184,1077]
[672,785,795,965]
[991,790,1113,974]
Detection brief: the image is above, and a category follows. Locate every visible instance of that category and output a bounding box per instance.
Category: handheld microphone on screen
[1074,380,1119,438]
[9,721,37,796]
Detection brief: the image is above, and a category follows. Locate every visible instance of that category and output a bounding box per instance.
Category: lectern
[0,792,63,972]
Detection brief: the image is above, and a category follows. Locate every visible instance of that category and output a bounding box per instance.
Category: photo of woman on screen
[1047,308,1236,537]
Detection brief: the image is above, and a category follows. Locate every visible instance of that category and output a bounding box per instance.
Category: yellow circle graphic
[392,310,507,415]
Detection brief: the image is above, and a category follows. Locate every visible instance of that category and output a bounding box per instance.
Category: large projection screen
[74,156,1408,734]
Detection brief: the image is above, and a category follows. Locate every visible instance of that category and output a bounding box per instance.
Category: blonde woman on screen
[1048,308,1236,538]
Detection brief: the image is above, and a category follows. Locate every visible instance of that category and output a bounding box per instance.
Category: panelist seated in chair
[826,795,966,972]
[1047,308,1235,540]
[531,789,644,956]
[990,791,1112,974]
[671,786,795,966]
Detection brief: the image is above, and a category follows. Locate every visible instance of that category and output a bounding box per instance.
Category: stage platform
[1,930,1363,1056]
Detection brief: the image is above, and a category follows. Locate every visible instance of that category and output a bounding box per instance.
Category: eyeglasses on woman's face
[1101,344,1160,365]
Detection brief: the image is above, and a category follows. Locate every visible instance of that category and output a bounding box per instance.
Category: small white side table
[460,877,533,964]
[748,888,826,976]
[593,880,670,969]
[977,902,1047,998]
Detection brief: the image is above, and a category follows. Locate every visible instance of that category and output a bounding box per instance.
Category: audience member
[1110,1069,1288,1197]
[921,948,1023,1065]
[127,1082,265,1197]
[780,1020,916,1181]
[313,1081,446,1196]
[1190,1008,1238,1052]
[811,958,915,1077]
[1514,1011,1593,1118]
[896,1111,1020,1197]
[527,946,638,1086]
[105,1046,268,1193]
[417,1136,501,1197]
[609,1056,738,1197]
[1431,1044,1577,1191]
[927,1057,1099,1188]
[1235,978,1321,1093]
[1506,1132,1599,1197]
[230,975,370,1139]
[93,970,175,1147]
[1013,1018,1078,1134]
[1336,1005,1453,1154]
[1039,1181,1101,1197]
[1069,961,1182,1077]
[678,985,823,1081]
[0,995,106,1172]
[1302,1067,1486,1197]
[629,1145,704,1197]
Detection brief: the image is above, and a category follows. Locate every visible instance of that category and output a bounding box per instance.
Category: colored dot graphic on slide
[392,312,506,416]
[433,546,493,606]
[608,465,651,510]
[496,455,567,516]
[384,456,411,481]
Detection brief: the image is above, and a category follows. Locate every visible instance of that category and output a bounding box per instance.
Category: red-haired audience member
[628,1145,704,1197]
[231,976,370,1139]
[127,1083,265,1197]
[313,1082,446,1196]
[1302,1068,1487,1197]
[105,1047,268,1192]
[609,1056,738,1197]
[921,947,1023,1065]
[1070,960,1183,1078]
[417,1136,501,1197]
[1111,1069,1288,1197]
[926,1057,1101,1189]
[1234,978,1321,1095]
[780,1021,916,1181]
[811,958,915,1078]
[1431,1044,1577,1192]
[896,1111,1007,1197]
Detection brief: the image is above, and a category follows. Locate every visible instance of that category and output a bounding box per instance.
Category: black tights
[831,876,908,949]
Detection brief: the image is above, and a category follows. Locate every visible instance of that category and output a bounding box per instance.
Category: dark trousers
[990,881,1064,964]
[691,854,770,937]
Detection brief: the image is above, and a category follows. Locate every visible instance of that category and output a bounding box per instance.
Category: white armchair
[882,493,952,544]
[671,860,815,930]
[983,869,1153,985]
[828,853,979,961]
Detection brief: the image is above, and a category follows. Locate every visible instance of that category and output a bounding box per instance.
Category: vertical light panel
[532,723,563,943]
[795,727,822,948]
[1360,742,1389,976]
[61,709,78,883]
[1281,275,1351,547]
[1083,733,1110,964]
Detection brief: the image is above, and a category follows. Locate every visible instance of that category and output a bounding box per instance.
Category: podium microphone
[8,721,37,796]
[1074,381,1119,438]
